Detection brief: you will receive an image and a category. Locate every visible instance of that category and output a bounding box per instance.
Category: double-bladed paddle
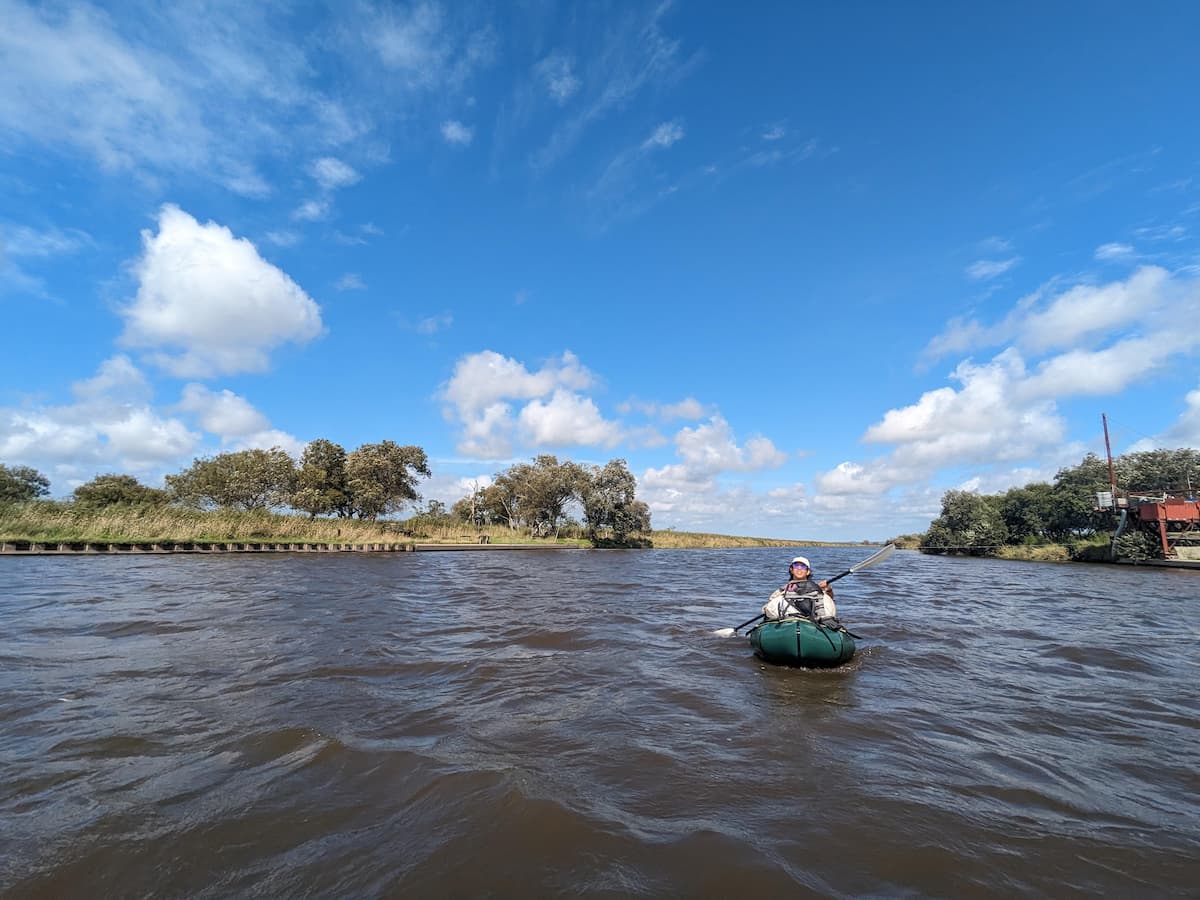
[713,543,897,637]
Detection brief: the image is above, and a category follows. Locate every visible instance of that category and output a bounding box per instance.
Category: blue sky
[2,1,1199,541]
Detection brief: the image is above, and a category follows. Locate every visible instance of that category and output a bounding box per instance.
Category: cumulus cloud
[0,356,200,487]
[636,418,787,532]
[120,205,324,377]
[438,350,613,457]
[177,384,305,455]
[820,266,1200,508]
[671,416,786,473]
[517,389,622,447]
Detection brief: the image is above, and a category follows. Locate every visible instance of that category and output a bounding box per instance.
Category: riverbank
[0,502,861,551]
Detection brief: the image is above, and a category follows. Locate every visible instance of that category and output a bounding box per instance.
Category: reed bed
[0,502,849,549]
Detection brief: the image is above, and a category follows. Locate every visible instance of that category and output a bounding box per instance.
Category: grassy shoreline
[0,502,867,550]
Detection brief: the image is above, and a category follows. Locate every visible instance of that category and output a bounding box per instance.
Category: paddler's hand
[817,580,829,590]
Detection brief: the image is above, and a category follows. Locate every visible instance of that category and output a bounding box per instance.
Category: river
[1,548,1197,897]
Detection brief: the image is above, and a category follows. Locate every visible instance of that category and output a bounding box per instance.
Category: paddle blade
[712,627,737,638]
[850,542,897,573]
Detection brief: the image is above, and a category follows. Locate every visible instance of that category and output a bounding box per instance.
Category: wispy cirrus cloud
[966,257,1019,280]
[529,5,698,171]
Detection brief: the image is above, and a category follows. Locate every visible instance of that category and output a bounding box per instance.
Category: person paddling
[761,556,837,624]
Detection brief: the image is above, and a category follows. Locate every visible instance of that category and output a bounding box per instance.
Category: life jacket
[762,578,838,624]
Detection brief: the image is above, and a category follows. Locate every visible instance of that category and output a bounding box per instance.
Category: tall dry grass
[0,502,857,549]
[0,503,590,546]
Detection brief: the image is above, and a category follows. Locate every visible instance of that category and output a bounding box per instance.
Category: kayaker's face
[791,563,809,577]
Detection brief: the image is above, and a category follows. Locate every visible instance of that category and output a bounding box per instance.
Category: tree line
[0,443,651,542]
[918,448,1200,557]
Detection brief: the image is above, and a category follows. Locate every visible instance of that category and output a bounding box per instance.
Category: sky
[2,1,1199,542]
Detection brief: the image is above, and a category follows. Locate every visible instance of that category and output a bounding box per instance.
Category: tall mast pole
[1102,412,1117,495]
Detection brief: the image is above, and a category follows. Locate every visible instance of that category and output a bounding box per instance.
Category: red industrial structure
[1098,414,1200,560]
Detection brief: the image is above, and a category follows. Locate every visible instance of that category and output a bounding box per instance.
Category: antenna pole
[1102,413,1117,494]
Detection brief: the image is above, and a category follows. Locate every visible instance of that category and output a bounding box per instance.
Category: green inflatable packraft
[748,617,856,668]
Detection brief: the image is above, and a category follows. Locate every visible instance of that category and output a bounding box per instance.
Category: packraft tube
[748,617,856,668]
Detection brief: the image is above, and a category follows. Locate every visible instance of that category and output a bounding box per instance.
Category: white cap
[790,556,811,568]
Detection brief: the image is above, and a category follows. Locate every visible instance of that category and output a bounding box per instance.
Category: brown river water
[1,548,1197,898]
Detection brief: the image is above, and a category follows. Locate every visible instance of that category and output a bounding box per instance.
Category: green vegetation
[916,448,1200,561]
[2,446,810,549]
[0,464,50,504]
[0,502,840,549]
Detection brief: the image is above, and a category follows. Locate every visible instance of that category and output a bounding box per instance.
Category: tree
[451,481,490,526]
[920,489,1008,555]
[580,458,650,540]
[0,463,50,504]
[998,482,1055,543]
[73,474,168,508]
[1049,453,1109,538]
[491,455,586,535]
[291,439,349,518]
[166,448,297,511]
[1118,448,1200,493]
[344,441,430,519]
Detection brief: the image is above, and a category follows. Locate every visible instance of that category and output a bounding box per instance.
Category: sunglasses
[791,562,809,569]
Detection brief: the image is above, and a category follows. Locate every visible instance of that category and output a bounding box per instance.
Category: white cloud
[636,418,787,533]
[263,230,301,247]
[178,384,269,436]
[966,257,1019,280]
[762,124,786,141]
[530,6,691,170]
[0,2,350,193]
[536,53,580,104]
[439,350,611,457]
[310,156,361,190]
[1154,387,1200,447]
[2,223,93,258]
[335,273,366,291]
[120,205,324,377]
[176,383,305,456]
[1095,242,1134,260]
[0,356,200,487]
[441,350,594,417]
[672,416,786,474]
[517,389,622,447]
[822,268,1200,503]
[926,265,1197,361]
[619,397,708,421]
[293,198,331,222]
[440,119,474,145]
[417,313,453,334]
[1017,265,1174,353]
[365,2,496,91]
[643,121,684,150]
